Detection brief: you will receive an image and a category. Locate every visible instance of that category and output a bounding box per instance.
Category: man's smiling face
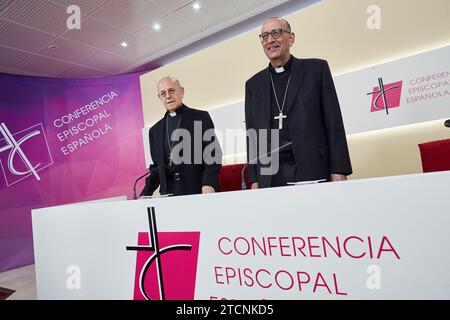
[261,18,295,66]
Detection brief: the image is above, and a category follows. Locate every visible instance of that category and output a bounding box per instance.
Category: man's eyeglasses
[259,28,290,42]
[158,88,177,99]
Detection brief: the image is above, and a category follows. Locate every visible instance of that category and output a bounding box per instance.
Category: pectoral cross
[274,112,287,129]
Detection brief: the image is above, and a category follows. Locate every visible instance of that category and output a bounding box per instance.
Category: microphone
[133,171,151,200]
[132,164,165,200]
[445,119,450,128]
[241,141,293,190]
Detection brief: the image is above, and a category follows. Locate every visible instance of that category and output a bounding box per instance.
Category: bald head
[156,76,182,91]
[262,17,291,33]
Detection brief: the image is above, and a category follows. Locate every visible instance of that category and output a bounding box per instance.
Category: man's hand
[330,173,347,182]
[251,182,259,189]
[202,185,216,193]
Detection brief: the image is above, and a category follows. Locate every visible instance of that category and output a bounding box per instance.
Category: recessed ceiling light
[120,42,128,47]
[193,2,201,10]
[153,23,161,31]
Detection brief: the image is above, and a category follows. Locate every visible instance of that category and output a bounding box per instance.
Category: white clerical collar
[169,111,177,117]
[275,66,285,73]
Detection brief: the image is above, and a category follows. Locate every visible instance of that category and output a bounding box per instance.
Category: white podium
[32,171,450,300]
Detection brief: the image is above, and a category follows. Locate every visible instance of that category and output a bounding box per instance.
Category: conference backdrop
[0,72,146,272]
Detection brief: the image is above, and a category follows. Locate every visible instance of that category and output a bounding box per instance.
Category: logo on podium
[367,78,403,115]
[126,207,200,300]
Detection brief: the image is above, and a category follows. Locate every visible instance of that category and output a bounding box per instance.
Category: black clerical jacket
[245,57,352,188]
[140,105,222,196]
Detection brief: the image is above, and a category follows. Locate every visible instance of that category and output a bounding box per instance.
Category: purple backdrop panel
[0,72,146,272]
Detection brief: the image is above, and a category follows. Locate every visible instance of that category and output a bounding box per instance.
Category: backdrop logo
[0,122,53,187]
[126,207,200,300]
[367,78,403,114]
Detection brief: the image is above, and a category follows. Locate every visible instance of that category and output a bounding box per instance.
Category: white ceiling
[0,0,318,78]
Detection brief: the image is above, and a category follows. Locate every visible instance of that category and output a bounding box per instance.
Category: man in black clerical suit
[245,17,352,189]
[140,76,222,197]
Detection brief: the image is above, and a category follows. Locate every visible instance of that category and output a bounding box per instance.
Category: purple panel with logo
[0,72,146,272]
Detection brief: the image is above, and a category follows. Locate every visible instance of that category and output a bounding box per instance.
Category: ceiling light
[153,23,161,31]
[120,42,128,47]
[193,2,201,10]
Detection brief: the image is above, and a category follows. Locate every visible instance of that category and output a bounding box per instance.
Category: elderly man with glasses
[244,17,352,189]
[140,76,222,197]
